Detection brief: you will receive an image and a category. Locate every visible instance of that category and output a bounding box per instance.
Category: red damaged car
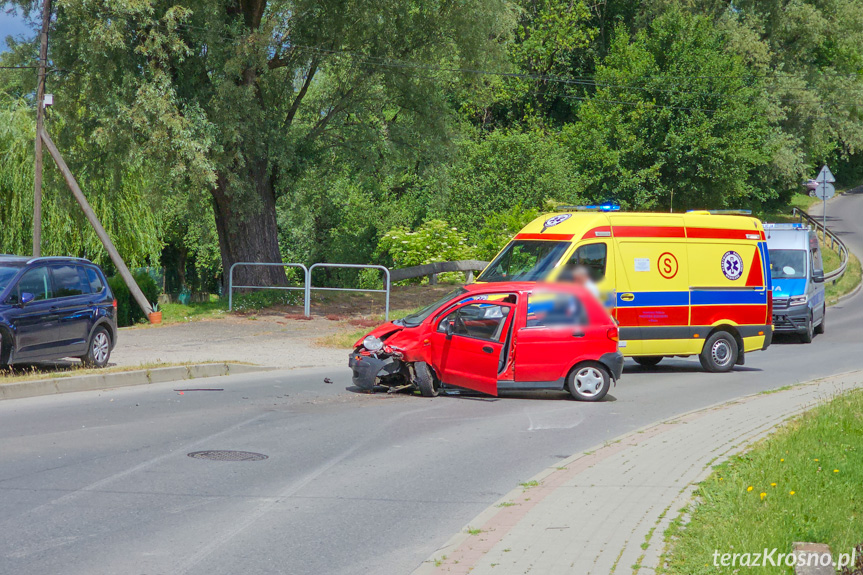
[348,282,623,401]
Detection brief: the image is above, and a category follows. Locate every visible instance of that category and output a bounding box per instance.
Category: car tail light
[112,299,117,310]
[607,327,619,342]
[766,292,773,325]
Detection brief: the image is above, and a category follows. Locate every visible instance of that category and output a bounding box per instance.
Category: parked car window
[17,266,54,301]
[0,265,22,293]
[85,267,104,293]
[438,303,511,341]
[52,264,90,297]
[526,292,586,327]
[565,243,607,282]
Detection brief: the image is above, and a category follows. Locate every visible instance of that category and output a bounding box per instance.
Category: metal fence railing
[228,262,391,319]
[308,263,391,321]
[228,262,308,312]
[791,207,849,283]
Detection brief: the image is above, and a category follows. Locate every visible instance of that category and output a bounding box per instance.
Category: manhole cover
[188,450,268,462]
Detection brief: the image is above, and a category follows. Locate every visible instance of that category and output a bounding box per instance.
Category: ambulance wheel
[567,362,610,402]
[633,356,662,367]
[414,362,440,397]
[814,306,826,335]
[699,331,738,373]
[800,313,814,343]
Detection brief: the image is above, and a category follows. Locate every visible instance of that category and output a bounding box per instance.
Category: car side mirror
[813,271,825,283]
[445,320,455,340]
[20,292,35,306]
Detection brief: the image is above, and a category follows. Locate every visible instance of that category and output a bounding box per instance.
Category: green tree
[20,0,511,289]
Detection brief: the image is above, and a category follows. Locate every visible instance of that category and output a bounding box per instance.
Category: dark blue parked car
[0,256,117,368]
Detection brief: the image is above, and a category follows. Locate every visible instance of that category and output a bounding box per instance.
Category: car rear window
[85,267,105,293]
[52,264,91,297]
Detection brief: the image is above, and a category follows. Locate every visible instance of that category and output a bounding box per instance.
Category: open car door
[428,300,515,396]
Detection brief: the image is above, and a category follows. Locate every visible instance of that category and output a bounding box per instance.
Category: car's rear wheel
[81,326,111,368]
[414,362,441,397]
[699,331,738,373]
[633,356,662,367]
[800,313,814,343]
[567,362,610,402]
[814,305,826,335]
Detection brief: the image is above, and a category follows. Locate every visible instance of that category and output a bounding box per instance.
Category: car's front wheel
[814,305,826,335]
[567,362,611,402]
[414,362,441,397]
[81,326,111,368]
[699,331,738,372]
[800,313,814,344]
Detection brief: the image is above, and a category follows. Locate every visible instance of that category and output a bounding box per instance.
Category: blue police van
[764,223,826,343]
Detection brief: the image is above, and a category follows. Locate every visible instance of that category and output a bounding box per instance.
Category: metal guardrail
[308,263,391,321]
[228,262,308,312]
[389,259,490,283]
[791,207,848,282]
[228,262,391,320]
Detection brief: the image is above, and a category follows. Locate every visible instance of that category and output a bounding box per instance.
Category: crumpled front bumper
[348,353,400,390]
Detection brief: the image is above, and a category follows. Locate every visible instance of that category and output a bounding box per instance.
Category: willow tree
[22,0,510,287]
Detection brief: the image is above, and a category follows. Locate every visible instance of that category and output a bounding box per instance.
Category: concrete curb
[0,363,275,401]
[412,369,863,574]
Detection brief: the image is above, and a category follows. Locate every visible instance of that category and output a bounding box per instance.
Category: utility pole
[32,0,52,257]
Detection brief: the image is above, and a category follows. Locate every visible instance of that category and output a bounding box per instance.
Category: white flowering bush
[377,219,477,284]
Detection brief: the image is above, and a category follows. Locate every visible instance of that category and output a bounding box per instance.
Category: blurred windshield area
[477,241,569,282]
[769,249,807,279]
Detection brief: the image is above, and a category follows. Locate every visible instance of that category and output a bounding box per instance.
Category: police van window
[526,292,586,327]
[17,267,54,301]
[51,264,89,297]
[477,241,569,282]
[769,250,806,279]
[566,243,607,282]
[437,303,511,341]
[811,248,823,276]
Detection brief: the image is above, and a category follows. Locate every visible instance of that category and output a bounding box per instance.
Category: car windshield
[400,287,467,327]
[769,249,807,279]
[0,265,22,292]
[477,241,570,282]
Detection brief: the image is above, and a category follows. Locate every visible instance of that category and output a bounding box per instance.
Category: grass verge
[826,249,862,305]
[658,387,863,575]
[0,360,243,385]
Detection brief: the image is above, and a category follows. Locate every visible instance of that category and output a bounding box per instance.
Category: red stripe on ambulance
[514,233,575,241]
[617,306,690,326]
[691,305,768,327]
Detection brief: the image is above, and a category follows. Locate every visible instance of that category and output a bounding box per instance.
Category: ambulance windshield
[769,249,807,279]
[477,241,570,282]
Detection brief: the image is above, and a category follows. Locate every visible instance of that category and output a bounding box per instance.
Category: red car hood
[352,322,405,349]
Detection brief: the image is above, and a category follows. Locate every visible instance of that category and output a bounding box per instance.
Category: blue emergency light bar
[762,223,806,229]
[557,203,621,212]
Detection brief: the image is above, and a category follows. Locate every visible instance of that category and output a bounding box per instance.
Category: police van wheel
[800,314,814,343]
[414,362,440,397]
[814,305,826,335]
[699,332,738,373]
[633,356,662,367]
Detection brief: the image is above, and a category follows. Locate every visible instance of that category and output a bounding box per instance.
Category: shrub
[108,271,160,327]
[474,204,541,260]
[377,219,477,284]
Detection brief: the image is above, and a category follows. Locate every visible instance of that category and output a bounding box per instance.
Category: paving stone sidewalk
[415,371,863,575]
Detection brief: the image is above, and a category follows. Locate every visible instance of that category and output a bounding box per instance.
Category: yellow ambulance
[475,210,773,372]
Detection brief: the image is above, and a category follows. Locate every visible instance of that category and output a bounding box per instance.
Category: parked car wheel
[699,331,738,373]
[567,362,611,402]
[814,305,826,335]
[414,362,441,397]
[633,356,663,367]
[800,313,814,343]
[81,326,111,368]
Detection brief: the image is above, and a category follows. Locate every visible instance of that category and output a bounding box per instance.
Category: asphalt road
[2,192,862,575]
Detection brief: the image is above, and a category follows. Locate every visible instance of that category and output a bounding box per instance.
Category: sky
[1,3,36,52]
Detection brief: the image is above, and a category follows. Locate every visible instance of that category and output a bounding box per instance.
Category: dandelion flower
[780,459,785,462]
[771,483,777,487]
[814,459,819,462]
[790,491,796,495]
[760,492,767,500]
[834,469,839,473]
[747,486,753,492]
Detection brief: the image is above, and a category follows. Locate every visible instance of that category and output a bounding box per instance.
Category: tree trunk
[212,162,286,294]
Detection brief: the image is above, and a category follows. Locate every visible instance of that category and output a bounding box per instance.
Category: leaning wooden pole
[39,128,154,318]
[32,0,52,257]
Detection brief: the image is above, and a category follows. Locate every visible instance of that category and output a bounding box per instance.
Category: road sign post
[816,165,835,240]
